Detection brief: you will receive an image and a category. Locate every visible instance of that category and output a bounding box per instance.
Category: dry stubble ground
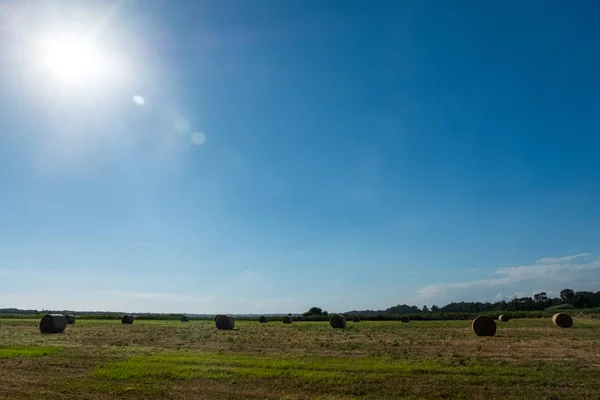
[1,318,599,399]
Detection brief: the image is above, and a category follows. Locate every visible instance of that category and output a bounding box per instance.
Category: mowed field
[1,318,599,399]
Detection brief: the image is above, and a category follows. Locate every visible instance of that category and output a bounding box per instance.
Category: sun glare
[37,35,108,85]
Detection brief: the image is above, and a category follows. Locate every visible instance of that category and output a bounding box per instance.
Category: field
[1,318,599,399]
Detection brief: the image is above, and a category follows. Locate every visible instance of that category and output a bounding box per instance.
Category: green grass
[0,346,60,358]
[92,351,600,386]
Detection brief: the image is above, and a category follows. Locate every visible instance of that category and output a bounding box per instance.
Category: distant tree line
[2,288,599,320]
[0,308,38,314]
[343,288,600,316]
[427,289,600,313]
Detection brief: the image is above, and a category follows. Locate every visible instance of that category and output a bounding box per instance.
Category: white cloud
[536,253,593,264]
[416,253,600,304]
[510,292,529,300]
[132,95,145,105]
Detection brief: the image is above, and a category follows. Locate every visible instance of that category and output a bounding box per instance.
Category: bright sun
[37,35,108,85]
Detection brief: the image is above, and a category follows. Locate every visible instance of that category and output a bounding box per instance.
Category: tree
[560,289,575,304]
[574,295,586,308]
[508,298,520,311]
[422,305,430,312]
[494,300,508,311]
[303,307,323,317]
[533,292,548,310]
[322,310,328,316]
[534,292,547,303]
[518,297,534,310]
[386,304,419,314]
[573,291,595,308]
[430,305,439,312]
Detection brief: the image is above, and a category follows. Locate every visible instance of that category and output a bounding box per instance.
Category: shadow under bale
[39,314,67,334]
[329,314,347,329]
[121,315,134,324]
[282,316,293,324]
[216,314,235,330]
[65,315,76,325]
[259,316,268,323]
[552,313,573,328]
[472,316,496,336]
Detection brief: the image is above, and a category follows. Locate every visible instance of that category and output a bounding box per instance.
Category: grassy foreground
[1,318,599,399]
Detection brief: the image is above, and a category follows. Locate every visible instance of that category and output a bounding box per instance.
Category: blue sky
[1,0,599,313]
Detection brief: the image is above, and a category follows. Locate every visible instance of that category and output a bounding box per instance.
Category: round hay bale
[329,314,347,329]
[215,314,235,330]
[296,315,304,321]
[39,314,67,334]
[65,315,76,325]
[552,313,573,328]
[401,316,410,323]
[259,316,268,323]
[214,314,223,322]
[282,316,293,324]
[180,315,190,322]
[471,316,496,336]
[498,315,510,322]
[352,315,360,322]
[121,315,134,324]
